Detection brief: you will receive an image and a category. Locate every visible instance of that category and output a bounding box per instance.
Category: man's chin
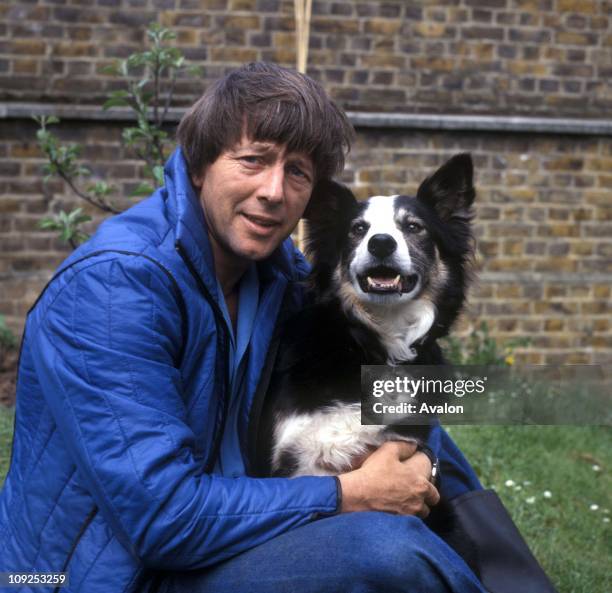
[236,238,282,262]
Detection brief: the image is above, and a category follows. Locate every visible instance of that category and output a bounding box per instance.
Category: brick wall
[1,0,610,116]
[0,0,611,364]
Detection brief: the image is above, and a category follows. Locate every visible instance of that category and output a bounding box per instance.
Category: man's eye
[288,164,307,178]
[240,155,261,165]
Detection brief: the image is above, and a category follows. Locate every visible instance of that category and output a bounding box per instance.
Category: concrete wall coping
[2,102,612,137]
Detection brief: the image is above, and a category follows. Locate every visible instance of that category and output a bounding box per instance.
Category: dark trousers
[158,512,485,593]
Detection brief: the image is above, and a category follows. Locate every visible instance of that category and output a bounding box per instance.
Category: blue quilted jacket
[0,148,339,592]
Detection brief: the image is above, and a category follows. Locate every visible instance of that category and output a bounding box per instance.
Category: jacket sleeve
[29,254,339,570]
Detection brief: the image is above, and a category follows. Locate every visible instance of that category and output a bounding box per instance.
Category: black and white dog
[254,153,476,478]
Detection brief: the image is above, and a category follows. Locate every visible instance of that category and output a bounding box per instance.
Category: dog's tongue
[367,275,401,291]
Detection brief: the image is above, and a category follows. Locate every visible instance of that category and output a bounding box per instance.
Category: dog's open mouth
[357,266,419,294]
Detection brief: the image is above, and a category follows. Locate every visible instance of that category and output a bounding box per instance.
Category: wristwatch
[416,442,440,485]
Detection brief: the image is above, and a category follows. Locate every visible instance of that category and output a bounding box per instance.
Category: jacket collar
[163,147,298,302]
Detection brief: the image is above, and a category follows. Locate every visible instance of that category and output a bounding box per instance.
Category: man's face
[194,135,314,266]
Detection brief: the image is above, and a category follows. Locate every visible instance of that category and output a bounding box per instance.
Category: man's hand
[337,441,440,518]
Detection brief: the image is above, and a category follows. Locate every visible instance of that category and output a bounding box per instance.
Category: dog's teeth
[366,275,403,292]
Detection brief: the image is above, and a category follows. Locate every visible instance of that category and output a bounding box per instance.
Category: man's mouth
[357,266,419,294]
[242,213,281,229]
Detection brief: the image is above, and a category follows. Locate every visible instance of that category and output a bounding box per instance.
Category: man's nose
[258,163,285,204]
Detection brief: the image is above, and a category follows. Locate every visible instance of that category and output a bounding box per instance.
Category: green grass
[449,426,611,593]
[0,405,15,489]
[0,407,609,591]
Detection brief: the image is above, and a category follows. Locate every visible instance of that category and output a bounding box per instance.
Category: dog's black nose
[368,234,397,258]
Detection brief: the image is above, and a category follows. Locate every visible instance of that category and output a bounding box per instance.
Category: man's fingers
[381,440,418,461]
[402,450,434,482]
[416,503,431,519]
[424,481,441,508]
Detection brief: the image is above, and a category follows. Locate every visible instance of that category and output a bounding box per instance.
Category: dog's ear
[303,179,358,297]
[416,153,475,221]
[303,178,357,222]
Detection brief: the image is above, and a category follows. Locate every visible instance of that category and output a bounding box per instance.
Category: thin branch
[54,166,121,214]
[160,71,177,126]
[153,51,161,127]
[134,146,158,173]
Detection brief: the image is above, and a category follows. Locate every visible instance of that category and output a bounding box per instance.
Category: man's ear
[303,178,357,222]
[191,173,203,189]
[417,153,475,221]
[191,164,208,190]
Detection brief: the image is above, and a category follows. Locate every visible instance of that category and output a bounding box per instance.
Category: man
[1,63,495,592]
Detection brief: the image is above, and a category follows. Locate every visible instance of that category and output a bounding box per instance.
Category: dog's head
[304,153,476,341]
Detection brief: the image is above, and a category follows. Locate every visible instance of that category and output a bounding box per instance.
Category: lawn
[1,405,14,488]
[450,425,611,593]
[0,406,609,592]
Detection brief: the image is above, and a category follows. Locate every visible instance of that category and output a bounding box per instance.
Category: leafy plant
[35,22,201,247]
[442,321,530,366]
[38,207,92,250]
[0,315,17,354]
[34,117,120,217]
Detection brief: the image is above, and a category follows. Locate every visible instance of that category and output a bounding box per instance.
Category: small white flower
[590,504,599,511]
[505,480,515,487]
[603,517,610,524]
[523,481,532,486]
[603,509,610,515]
[526,496,536,504]
[592,465,601,472]
[514,485,522,491]
[543,491,552,498]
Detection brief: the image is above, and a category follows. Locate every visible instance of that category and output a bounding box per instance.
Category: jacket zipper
[175,241,230,473]
[53,506,98,593]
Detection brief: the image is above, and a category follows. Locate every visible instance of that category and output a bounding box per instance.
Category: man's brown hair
[177,62,354,182]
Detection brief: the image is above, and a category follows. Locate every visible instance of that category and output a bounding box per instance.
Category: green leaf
[38,217,60,230]
[152,165,165,186]
[75,166,91,177]
[127,53,147,69]
[130,182,155,197]
[103,97,130,110]
[87,181,116,198]
[0,314,18,350]
[101,62,120,76]
[119,59,129,77]
[187,64,203,76]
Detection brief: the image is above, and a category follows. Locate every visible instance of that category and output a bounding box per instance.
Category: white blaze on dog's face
[347,195,425,305]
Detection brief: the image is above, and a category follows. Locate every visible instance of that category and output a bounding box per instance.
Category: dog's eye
[404,221,423,233]
[351,221,369,236]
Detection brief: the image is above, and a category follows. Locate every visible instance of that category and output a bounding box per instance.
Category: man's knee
[323,512,447,589]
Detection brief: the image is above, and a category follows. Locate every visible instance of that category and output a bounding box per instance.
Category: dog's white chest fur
[272,403,414,476]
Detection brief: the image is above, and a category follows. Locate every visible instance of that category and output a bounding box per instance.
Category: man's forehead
[232,136,312,161]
